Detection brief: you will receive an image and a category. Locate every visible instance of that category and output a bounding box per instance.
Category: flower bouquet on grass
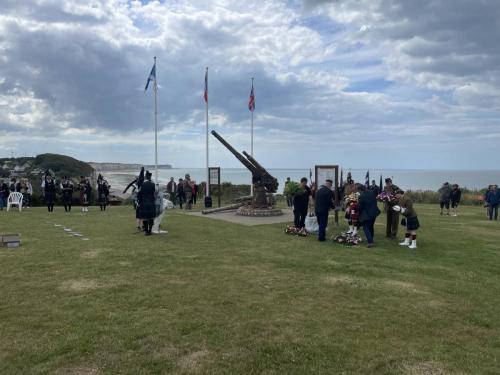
[285,226,309,237]
[377,191,396,202]
[331,232,362,246]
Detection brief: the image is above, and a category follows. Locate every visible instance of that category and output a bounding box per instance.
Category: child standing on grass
[394,189,420,249]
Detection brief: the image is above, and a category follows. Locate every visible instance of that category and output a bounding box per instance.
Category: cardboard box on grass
[1,234,21,248]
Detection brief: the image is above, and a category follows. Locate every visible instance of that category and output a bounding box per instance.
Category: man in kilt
[42,172,56,212]
[79,176,91,212]
[394,189,420,249]
[60,176,74,212]
[137,171,157,236]
[97,174,110,211]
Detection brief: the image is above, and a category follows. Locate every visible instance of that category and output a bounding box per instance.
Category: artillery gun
[202,130,282,216]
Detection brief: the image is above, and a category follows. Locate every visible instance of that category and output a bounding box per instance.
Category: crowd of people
[0,172,110,212]
[165,175,204,210]
[0,177,33,209]
[286,174,420,249]
[2,168,498,245]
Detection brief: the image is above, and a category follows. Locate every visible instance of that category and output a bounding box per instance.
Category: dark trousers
[363,219,376,244]
[145,218,154,234]
[287,197,293,207]
[489,204,499,220]
[178,193,185,209]
[316,211,329,241]
[293,209,307,229]
[386,211,399,238]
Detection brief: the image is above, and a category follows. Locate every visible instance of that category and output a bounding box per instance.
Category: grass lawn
[1,204,500,374]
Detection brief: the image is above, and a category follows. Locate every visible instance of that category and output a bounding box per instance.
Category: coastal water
[103,168,500,192]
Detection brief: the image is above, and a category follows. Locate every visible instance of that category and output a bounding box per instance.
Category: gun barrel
[211,130,258,174]
[243,151,268,175]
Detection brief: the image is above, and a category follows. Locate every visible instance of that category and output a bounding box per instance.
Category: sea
[102,168,500,193]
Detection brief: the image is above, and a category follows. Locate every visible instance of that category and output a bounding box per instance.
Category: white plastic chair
[7,192,23,212]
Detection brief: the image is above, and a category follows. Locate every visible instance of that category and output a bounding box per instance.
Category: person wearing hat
[315,179,334,241]
[42,172,56,212]
[137,171,157,235]
[384,178,400,239]
[97,174,110,211]
[60,176,74,212]
[393,189,419,249]
[438,182,452,215]
[78,176,91,212]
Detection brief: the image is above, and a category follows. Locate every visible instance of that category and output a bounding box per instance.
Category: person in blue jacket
[314,179,334,241]
[357,184,381,248]
[486,184,500,221]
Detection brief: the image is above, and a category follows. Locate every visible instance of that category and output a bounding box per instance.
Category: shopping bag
[305,214,319,233]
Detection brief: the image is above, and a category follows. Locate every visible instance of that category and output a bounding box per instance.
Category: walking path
[185,208,294,226]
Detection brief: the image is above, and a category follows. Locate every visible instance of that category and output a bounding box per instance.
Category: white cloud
[0,0,499,169]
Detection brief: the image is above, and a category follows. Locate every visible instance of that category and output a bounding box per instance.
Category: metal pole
[206,67,210,197]
[154,56,158,184]
[250,77,254,197]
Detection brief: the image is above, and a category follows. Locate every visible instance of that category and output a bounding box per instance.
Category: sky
[0,0,499,169]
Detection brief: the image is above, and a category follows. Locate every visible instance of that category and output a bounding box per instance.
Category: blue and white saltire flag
[365,170,370,188]
[145,62,156,91]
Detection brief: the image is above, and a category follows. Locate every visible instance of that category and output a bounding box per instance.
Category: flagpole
[154,56,158,184]
[205,67,209,197]
[250,77,254,197]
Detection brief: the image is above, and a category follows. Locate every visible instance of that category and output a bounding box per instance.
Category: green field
[1,204,499,374]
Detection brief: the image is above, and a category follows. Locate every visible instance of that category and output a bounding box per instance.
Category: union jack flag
[248,80,255,111]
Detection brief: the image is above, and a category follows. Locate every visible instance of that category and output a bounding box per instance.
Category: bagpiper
[42,171,56,212]
[79,176,91,212]
[60,176,74,212]
[97,174,110,211]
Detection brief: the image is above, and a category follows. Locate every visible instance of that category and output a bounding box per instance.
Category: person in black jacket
[450,184,461,216]
[137,171,157,236]
[314,179,334,241]
[0,181,9,210]
[293,177,311,229]
[357,184,381,248]
[60,176,74,212]
[42,173,56,212]
[177,178,185,209]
